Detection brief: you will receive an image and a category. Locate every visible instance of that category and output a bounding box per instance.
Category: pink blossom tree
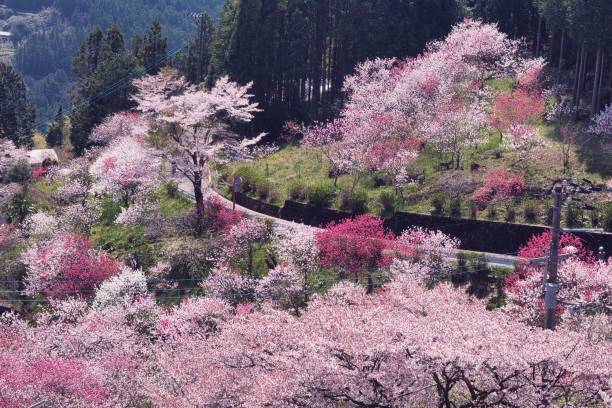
[221,218,270,276]
[472,166,525,208]
[0,139,28,182]
[90,136,160,207]
[132,70,263,216]
[22,232,121,299]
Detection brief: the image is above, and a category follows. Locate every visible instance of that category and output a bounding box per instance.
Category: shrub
[486,206,497,220]
[449,199,462,218]
[5,162,31,183]
[234,166,265,194]
[603,204,612,232]
[472,167,525,207]
[268,190,280,204]
[165,181,179,198]
[431,193,447,215]
[565,206,583,228]
[287,180,307,201]
[505,207,516,222]
[203,197,243,233]
[378,190,396,216]
[306,182,336,208]
[523,201,538,223]
[468,200,478,219]
[256,179,272,200]
[339,189,368,214]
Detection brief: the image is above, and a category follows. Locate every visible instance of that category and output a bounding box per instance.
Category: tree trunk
[558,30,565,73]
[193,173,204,217]
[535,15,542,57]
[574,45,587,113]
[596,52,605,112]
[572,45,581,101]
[591,46,603,116]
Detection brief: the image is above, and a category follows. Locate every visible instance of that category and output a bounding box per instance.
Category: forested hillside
[0,0,223,128]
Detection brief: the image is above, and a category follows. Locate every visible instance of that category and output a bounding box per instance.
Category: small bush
[339,189,368,214]
[431,193,447,215]
[524,201,538,223]
[590,209,600,228]
[5,162,31,183]
[565,206,583,228]
[378,190,396,216]
[306,182,336,208]
[449,199,462,218]
[486,206,497,220]
[603,204,612,232]
[234,166,265,194]
[505,207,516,222]
[468,200,478,219]
[165,181,179,198]
[256,179,272,200]
[268,190,280,204]
[287,180,307,201]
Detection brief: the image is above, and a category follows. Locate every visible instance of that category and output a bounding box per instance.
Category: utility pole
[544,185,563,330]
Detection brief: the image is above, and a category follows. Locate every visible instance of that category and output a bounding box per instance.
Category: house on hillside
[27,149,59,167]
[0,31,12,44]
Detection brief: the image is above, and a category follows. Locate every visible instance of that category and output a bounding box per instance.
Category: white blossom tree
[132,70,264,216]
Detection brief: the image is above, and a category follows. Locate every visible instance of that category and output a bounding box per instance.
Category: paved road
[177,181,519,269]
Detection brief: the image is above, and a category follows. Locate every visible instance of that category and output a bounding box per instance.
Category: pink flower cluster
[472,166,525,206]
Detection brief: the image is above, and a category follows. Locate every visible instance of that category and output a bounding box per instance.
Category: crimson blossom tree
[317,214,394,292]
[132,69,263,216]
[472,166,526,208]
[22,232,121,299]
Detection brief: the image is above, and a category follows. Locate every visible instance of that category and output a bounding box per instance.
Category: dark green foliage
[0,63,36,147]
[449,199,462,218]
[7,192,33,223]
[378,190,396,217]
[603,204,612,233]
[431,193,447,215]
[339,189,368,214]
[306,182,336,208]
[565,205,583,228]
[287,180,307,201]
[6,0,224,133]
[70,25,141,154]
[45,106,64,146]
[91,224,156,270]
[136,21,167,75]
[5,163,32,184]
[504,206,516,222]
[524,201,538,223]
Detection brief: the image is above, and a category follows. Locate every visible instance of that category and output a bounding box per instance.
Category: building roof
[0,31,12,37]
[27,149,59,166]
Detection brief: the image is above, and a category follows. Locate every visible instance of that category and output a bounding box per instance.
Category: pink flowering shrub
[203,196,243,232]
[22,232,121,299]
[317,215,394,282]
[472,167,525,206]
[31,166,48,180]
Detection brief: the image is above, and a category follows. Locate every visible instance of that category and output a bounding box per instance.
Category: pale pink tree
[273,224,320,287]
[90,136,160,207]
[0,139,28,182]
[22,232,121,299]
[502,124,545,162]
[222,218,270,276]
[200,263,256,306]
[90,111,148,146]
[132,70,263,216]
[255,263,304,313]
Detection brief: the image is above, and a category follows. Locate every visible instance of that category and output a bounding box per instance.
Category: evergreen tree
[70,25,141,154]
[137,21,168,75]
[46,106,64,147]
[0,63,36,148]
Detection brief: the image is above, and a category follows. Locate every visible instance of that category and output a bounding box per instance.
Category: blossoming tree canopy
[22,232,121,299]
[131,69,264,215]
[303,19,545,177]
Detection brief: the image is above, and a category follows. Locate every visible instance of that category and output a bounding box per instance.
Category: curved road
[178,181,520,269]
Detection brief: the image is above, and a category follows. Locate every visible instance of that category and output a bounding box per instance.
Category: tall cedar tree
[0,63,36,148]
[45,106,64,147]
[137,21,168,75]
[70,25,140,154]
[207,0,462,138]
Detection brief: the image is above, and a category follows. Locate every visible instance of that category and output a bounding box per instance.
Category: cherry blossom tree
[132,70,263,216]
[502,124,545,162]
[255,263,304,313]
[90,111,148,146]
[472,166,525,207]
[222,218,270,276]
[491,90,545,139]
[200,264,256,306]
[22,232,121,299]
[317,215,394,292]
[589,104,612,138]
[273,224,320,288]
[90,136,160,207]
